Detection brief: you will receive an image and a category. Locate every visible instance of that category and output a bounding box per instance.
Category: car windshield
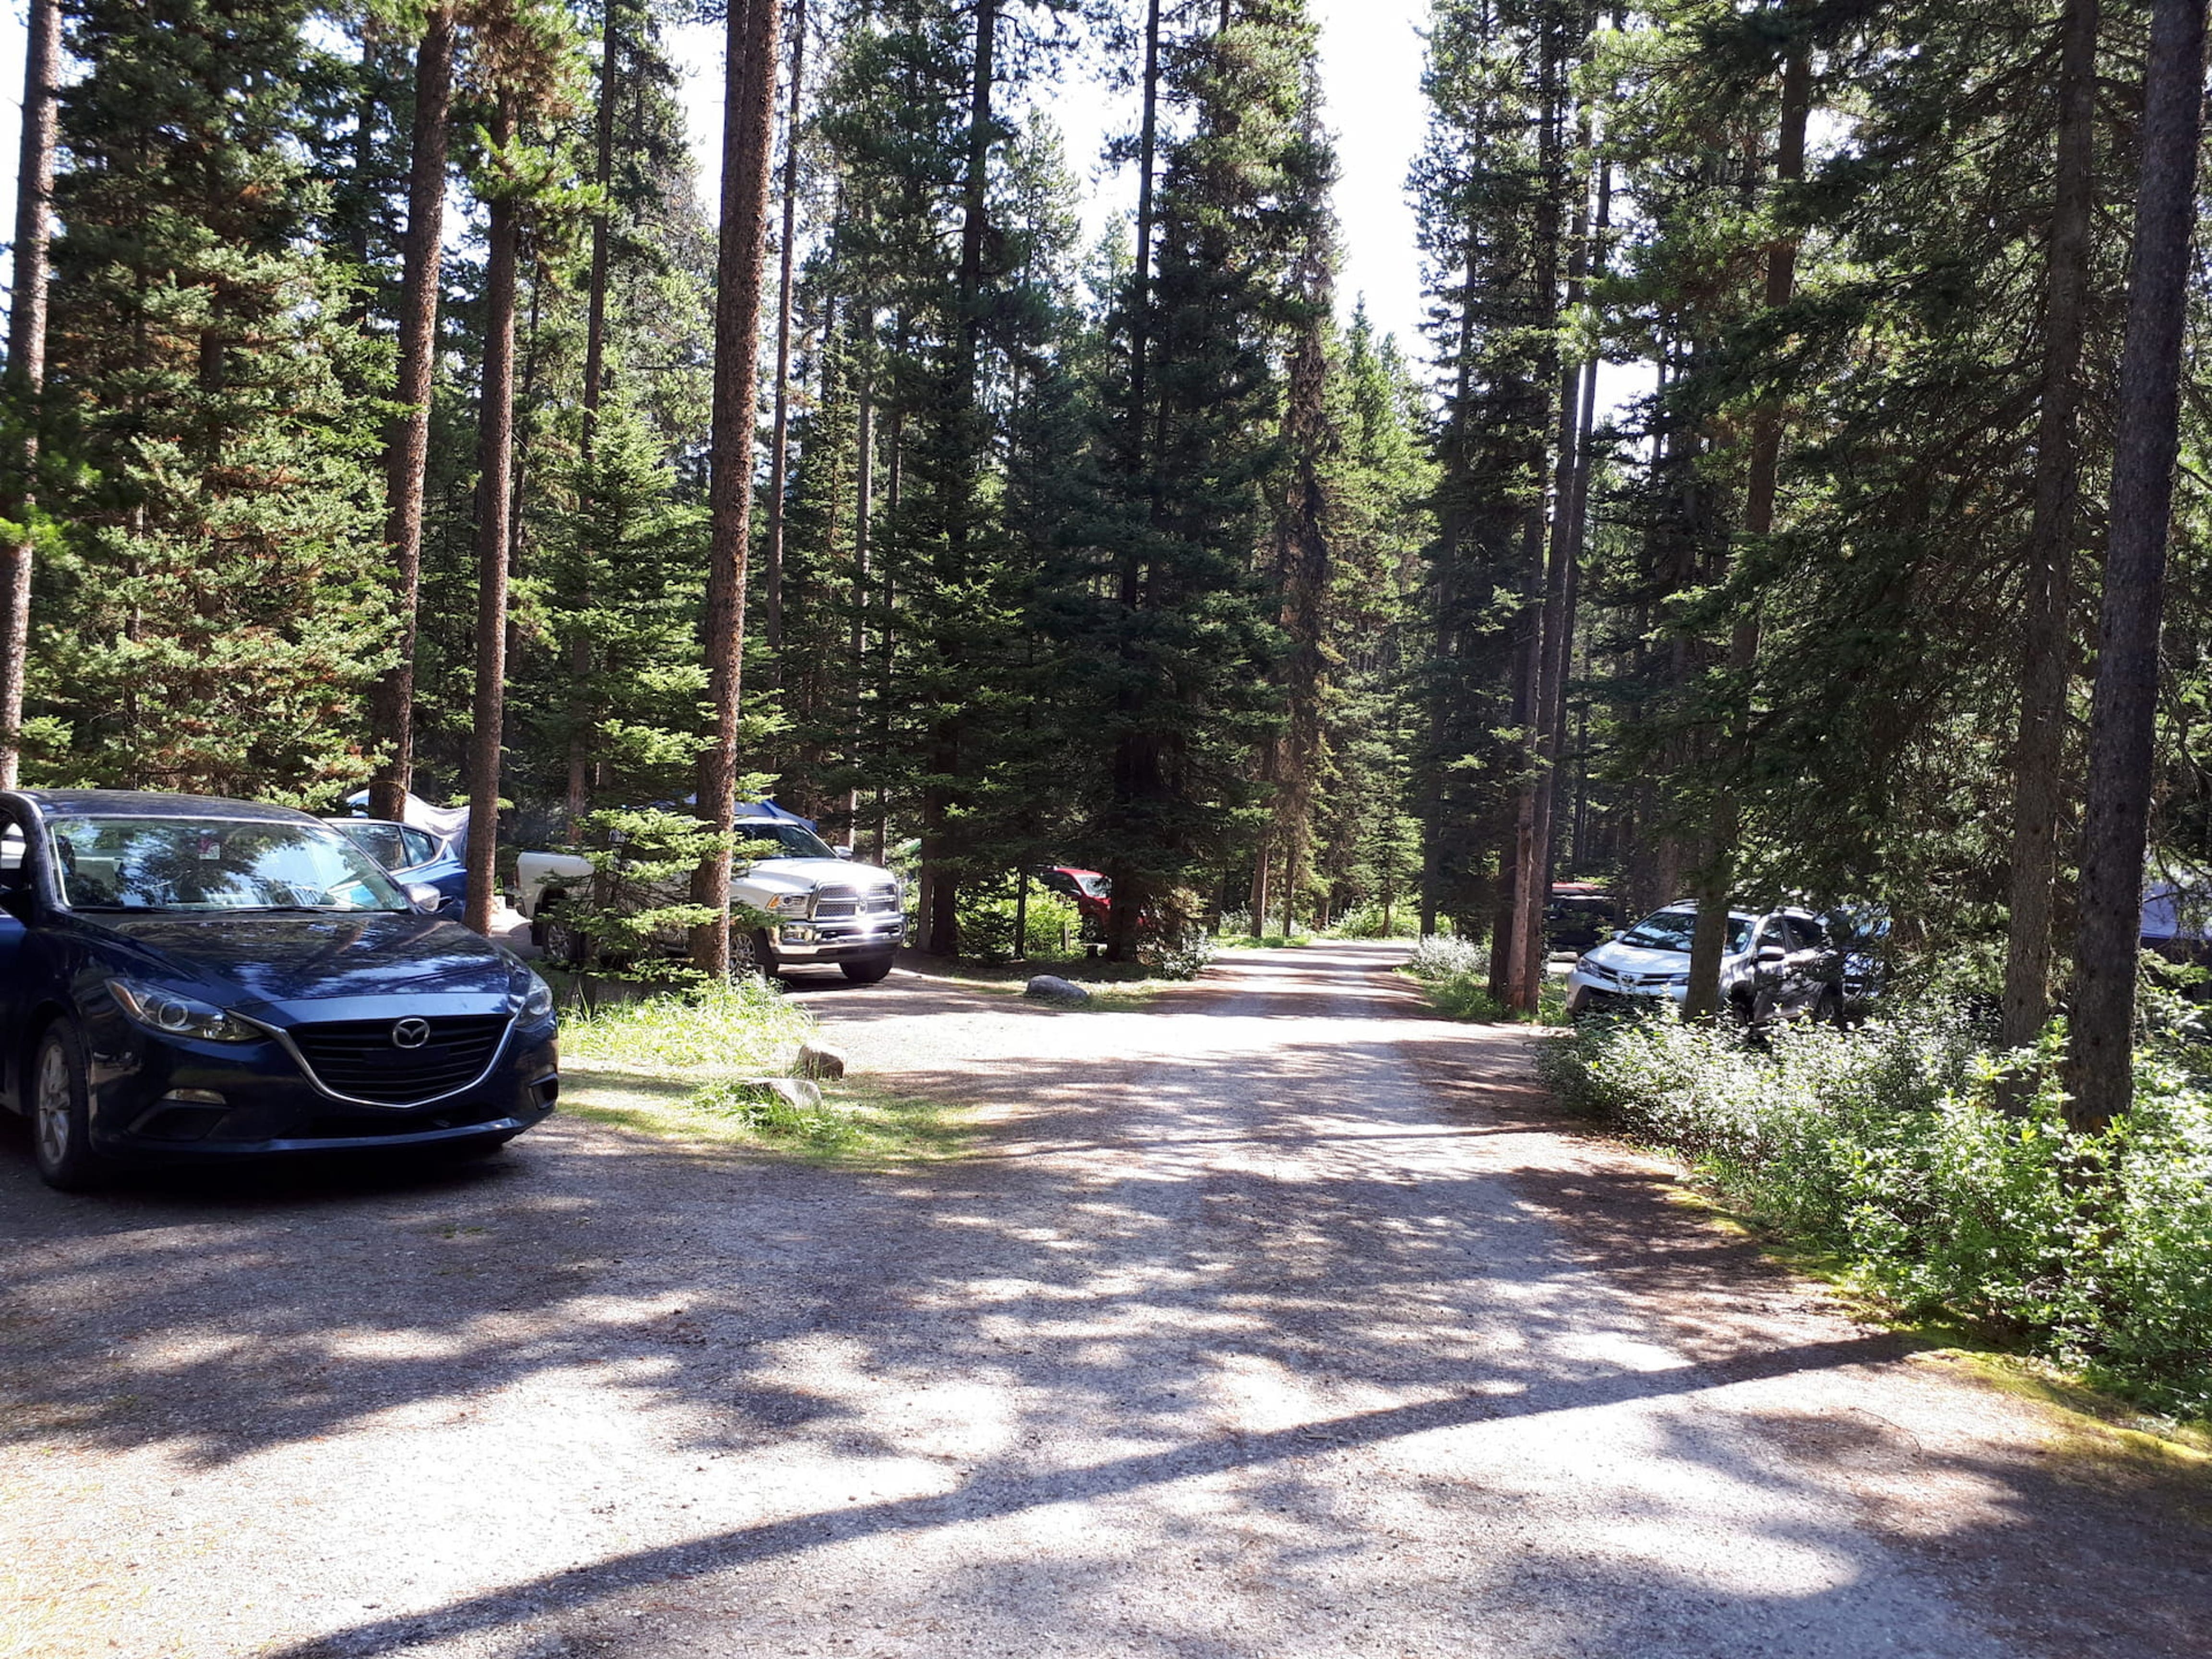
[1073,871,1111,898]
[333,821,410,872]
[1616,908,1753,954]
[48,815,409,914]
[736,820,837,861]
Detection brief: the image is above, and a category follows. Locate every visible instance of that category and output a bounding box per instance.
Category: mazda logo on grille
[391,1018,433,1050]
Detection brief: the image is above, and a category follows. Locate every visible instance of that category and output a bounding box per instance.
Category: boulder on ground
[1024,974,1091,1003]
[795,1042,847,1080]
[741,1076,823,1109]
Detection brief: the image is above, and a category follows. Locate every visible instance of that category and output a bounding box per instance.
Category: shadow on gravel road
[3,939,2207,1659]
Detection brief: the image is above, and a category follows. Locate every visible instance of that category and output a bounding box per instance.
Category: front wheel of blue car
[32,1020,103,1192]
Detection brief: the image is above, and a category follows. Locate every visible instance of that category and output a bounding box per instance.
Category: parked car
[1035,866,1113,939]
[1824,905,1892,1020]
[326,817,467,917]
[516,805,906,984]
[0,790,559,1190]
[1545,882,1620,954]
[1564,901,1843,1025]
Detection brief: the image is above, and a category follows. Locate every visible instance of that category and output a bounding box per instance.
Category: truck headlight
[765,892,811,916]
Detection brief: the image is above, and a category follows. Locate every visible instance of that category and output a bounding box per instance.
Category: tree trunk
[0,0,61,789]
[2066,0,2208,1130]
[918,0,999,960]
[2000,0,2101,1058]
[1420,225,1482,940]
[691,0,785,974]
[464,99,521,938]
[849,315,875,836]
[1502,14,1569,1013]
[567,0,624,823]
[1514,102,1598,1010]
[369,6,457,822]
[1129,0,1162,446]
[764,0,807,674]
[1683,35,1811,1020]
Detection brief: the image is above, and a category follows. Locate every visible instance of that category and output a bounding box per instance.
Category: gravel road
[2,941,2206,1659]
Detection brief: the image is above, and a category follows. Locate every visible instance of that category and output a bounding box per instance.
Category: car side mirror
[406,883,443,915]
[1757,945,1787,964]
[834,846,854,860]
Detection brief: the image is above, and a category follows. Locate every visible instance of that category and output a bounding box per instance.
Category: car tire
[841,954,894,985]
[31,1020,104,1192]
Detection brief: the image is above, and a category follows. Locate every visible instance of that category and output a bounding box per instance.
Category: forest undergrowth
[1541,1007,2212,1423]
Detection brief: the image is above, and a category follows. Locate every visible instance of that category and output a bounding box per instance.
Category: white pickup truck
[514,813,906,983]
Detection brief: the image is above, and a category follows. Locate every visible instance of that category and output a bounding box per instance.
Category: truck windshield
[737,821,838,861]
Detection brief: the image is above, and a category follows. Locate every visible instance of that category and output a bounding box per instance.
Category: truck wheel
[539,907,589,969]
[841,954,894,985]
[733,929,780,978]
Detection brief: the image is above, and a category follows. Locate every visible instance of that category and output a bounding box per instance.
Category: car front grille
[287,1014,513,1106]
[813,883,901,920]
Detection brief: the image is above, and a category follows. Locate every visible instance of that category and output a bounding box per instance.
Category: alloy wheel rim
[34,1040,70,1167]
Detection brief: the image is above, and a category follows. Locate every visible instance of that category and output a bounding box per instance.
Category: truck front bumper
[771,915,906,961]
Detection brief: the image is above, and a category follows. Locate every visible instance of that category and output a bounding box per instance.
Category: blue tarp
[737,798,818,830]
[2142,879,2208,943]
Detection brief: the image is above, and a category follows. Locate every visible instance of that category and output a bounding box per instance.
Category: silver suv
[1564,903,1842,1025]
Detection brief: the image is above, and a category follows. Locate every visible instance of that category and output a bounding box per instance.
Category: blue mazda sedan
[0,790,559,1190]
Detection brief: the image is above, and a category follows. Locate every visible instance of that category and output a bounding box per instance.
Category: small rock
[1024,974,1091,1003]
[740,1076,822,1109]
[795,1042,846,1080]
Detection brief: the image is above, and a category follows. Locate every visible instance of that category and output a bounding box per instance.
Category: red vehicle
[1035,866,1113,934]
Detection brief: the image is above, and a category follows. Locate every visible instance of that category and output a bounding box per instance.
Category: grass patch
[549,975,962,1163]
[563,1070,966,1165]
[1398,960,1573,1025]
[1218,933,1312,950]
[556,974,814,1073]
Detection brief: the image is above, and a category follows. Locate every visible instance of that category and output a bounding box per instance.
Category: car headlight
[765,892,811,916]
[106,978,259,1044]
[520,975,555,1022]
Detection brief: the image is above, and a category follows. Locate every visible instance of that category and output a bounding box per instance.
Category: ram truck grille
[812,883,902,920]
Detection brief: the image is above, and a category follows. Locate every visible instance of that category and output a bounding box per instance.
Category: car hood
[739,856,899,896]
[86,911,527,1018]
[1578,941,1697,979]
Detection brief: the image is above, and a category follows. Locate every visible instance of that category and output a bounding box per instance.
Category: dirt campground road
[2,942,2208,1659]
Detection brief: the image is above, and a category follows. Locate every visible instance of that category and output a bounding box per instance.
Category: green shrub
[560,975,814,1075]
[1330,902,1419,939]
[957,881,1084,964]
[1405,933,1485,980]
[1543,1007,2212,1419]
[1141,924,1217,980]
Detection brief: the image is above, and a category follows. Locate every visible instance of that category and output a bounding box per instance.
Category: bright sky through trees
[665,0,1434,353]
[0,2,1431,353]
